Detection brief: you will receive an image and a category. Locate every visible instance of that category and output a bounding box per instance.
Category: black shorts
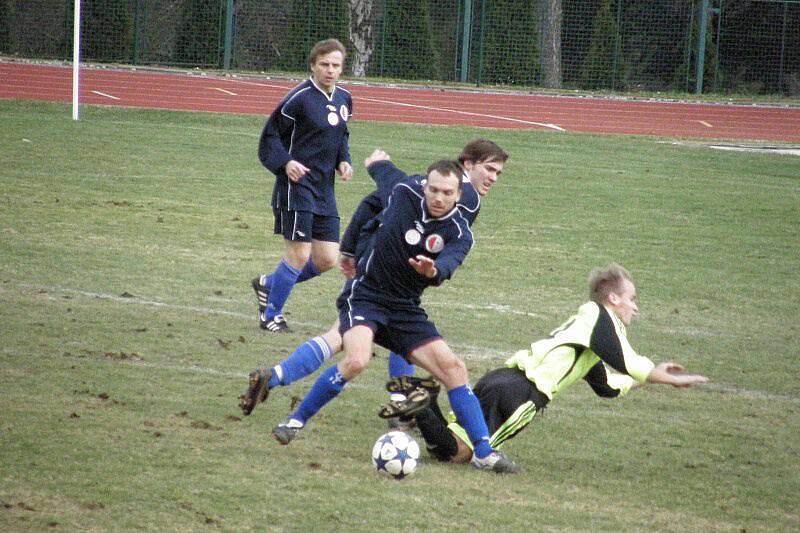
[336,278,441,357]
[474,367,549,435]
[273,208,340,243]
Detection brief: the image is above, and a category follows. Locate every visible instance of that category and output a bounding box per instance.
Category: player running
[252,38,353,332]
[385,263,709,466]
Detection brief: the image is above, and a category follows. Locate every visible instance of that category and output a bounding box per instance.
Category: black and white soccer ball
[371,431,420,479]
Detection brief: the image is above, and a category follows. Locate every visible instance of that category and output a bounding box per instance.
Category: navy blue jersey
[356,179,474,303]
[259,78,352,216]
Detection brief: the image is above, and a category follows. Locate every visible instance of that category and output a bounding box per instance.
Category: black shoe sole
[385,375,440,395]
[378,389,431,419]
[239,368,270,416]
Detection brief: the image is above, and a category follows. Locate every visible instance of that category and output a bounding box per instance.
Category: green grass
[1,99,798,531]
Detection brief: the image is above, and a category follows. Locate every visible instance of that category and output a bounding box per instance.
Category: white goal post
[72,0,81,120]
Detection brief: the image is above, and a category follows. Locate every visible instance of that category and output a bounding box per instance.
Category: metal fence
[1,0,798,96]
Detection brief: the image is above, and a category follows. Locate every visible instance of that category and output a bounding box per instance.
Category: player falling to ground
[267,159,520,473]
[252,38,353,332]
[384,263,709,466]
[239,140,508,421]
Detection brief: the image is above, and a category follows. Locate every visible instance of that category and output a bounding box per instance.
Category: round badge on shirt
[425,234,444,253]
[405,229,421,245]
[328,112,340,126]
[339,105,349,121]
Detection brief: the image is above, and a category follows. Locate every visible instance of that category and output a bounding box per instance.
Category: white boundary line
[11,283,798,406]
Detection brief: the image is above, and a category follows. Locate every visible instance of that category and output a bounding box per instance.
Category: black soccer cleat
[239,367,271,416]
[385,375,441,396]
[272,419,303,445]
[260,313,289,333]
[378,388,431,419]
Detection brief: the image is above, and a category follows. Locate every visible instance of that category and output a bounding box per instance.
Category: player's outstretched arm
[646,362,709,388]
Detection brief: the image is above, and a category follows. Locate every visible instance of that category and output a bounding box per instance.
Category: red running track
[2,61,799,142]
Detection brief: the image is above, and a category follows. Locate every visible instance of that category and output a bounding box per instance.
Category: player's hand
[285,160,310,182]
[409,255,437,278]
[669,373,710,388]
[655,362,709,388]
[339,255,356,279]
[364,149,390,168]
[656,362,686,374]
[338,161,353,181]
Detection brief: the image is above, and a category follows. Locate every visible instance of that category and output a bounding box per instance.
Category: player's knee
[314,255,337,272]
[440,356,468,385]
[341,353,370,378]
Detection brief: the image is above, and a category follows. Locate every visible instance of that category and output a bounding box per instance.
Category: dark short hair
[458,139,509,165]
[588,263,632,304]
[309,38,346,66]
[426,160,464,192]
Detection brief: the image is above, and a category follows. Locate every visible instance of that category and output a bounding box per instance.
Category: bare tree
[348,0,374,77]
[539,0,562,88]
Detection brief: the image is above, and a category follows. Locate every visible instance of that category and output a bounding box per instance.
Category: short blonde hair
[588,263,632,304]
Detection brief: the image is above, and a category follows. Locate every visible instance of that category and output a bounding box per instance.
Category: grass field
[1,99,799,531]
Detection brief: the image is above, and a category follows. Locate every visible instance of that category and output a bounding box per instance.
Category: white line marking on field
[697,120,713,128]
[14,282,800,405]
[91,90,120,100]
[212,87,237,96]
[356,95,566,131]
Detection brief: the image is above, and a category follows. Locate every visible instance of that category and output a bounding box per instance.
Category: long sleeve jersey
[258,78,352,216]
[506,301,656,400]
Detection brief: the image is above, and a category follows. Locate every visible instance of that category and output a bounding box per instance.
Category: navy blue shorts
[273,208,340,243]
[336,279,441,358]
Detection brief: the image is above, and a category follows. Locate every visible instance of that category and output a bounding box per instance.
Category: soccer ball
[371,431,420,479]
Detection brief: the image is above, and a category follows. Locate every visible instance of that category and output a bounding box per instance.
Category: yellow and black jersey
[506,301,655,401]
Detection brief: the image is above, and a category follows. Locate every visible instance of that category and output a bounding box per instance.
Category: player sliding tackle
[385,263,709,467]
[270,159,520,473]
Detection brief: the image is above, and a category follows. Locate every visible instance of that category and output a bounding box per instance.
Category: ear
[606,291,620,306]
[462,160,474,172]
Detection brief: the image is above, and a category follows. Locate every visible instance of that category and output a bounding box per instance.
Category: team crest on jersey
[327,112,340,126]
[405,229,421,245]
[424,234,444,253]
[339,105,349,121]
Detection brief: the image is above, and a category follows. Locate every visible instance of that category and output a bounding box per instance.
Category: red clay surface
[2,61,799,142]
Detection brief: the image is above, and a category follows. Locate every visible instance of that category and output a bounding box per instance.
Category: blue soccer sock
[296,259,321,283]
[265,259,301,320]
[290,365,347,425]
[269,336,332,389]
[388,352,416,379]
[448,384,493,459]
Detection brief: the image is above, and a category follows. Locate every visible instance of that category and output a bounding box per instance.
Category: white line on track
[91,90,120,100]
[697,120,713,128]
[356,95,566,132]
[212,87,237,96]
[13,283,799,405]
[216,77,566,132]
